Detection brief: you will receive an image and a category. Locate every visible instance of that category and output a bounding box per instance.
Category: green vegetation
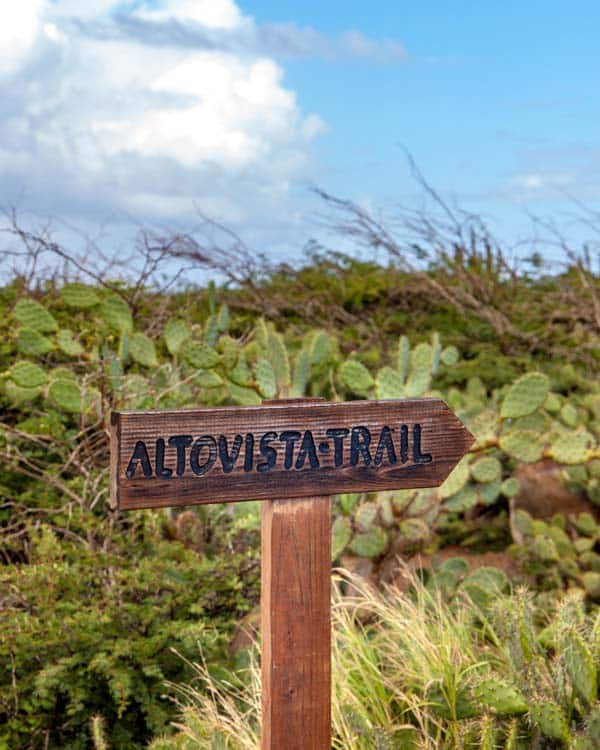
[149,570,600,749]
[2,242,600,748]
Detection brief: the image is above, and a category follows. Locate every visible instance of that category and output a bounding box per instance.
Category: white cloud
[0,0,46,75]
[0,0,326,237]
[136,0,247,30]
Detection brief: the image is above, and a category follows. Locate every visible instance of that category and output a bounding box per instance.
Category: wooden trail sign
[110,397,473,749]
[110,398,472,510]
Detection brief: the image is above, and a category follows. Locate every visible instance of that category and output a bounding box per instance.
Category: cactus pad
[404,369,431,398]
[17,327,53,357]
[163,319,190,355]
[468,409,500,446]
[4,380,43,405]
[183,342,220,370]
[475,678,528,715]
[348,527,388,558]
[471,456,502,483]
[10,361,47,388]
[56,329,84,357]
[331,516,351,559]
[129,333,158,368]
[440,345,459,366]
[194,370,223,388]
[499,429,544,463]
[530,701,570,742]
[444,485,478,512]
[216,336,239,370]
[340,359,374,395]
[571,513,598,538]
[438,456,470,499]
[480,481,501,505]
[532,534,559,562]
[217,304,230,333]
[410,342,433,372]
[501,477,520,498]
[203,315,219,347]
[500,372,549,419]
[60,283,100,309]
[291,349,310,397]
[267,331,291,390]
[562,630,597,705]
[253,358,277,399]
[13,299,58,332]
[227,382,261,406]
[560,402,579,428]
[550,430,593,465]
[99,295,133,332]
[583,572,600,599]
[229,353,250,387]
[355,502,378,532]
[544,392,562,413]
[310,330,329,366]
[375,366,404,400]
[397,335,410,380]
[48,378,82,413]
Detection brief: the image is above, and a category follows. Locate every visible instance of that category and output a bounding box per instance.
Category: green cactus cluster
[332,488,441,562]
[339,333,450,400]
[508,509,600,601]
[416,569,600,747]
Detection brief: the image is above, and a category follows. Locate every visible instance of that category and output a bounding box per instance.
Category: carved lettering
[257,431,278,473]
[125,440,152,478]
[190,436,217,476]
[244,432,254,472]
[279,430,302,469]
[155,438,173,478]
[374,426,397,466]
[295,430,319,470]
[219,434,243,473]
[412,424,432,464]
[123,423,433,479]
[326,428,349,467]
[350,426,372,467]
[168,435,193,476]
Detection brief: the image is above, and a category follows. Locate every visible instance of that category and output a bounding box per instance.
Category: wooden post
[261,496,331,750]
[260,397,331,750]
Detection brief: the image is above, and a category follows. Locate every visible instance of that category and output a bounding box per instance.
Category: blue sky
[251,0,600,256]
[0,0,598,272]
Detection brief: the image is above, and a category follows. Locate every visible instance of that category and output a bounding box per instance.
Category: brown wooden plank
[261,496,331,750]
[111,399,474,510]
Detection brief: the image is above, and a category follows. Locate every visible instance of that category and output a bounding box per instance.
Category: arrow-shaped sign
[110,398,473,511]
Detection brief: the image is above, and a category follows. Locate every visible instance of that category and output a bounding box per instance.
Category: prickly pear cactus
[60,283,100,309]
[530,701,570,743]
[500,372,549,419]
[163,319,190,355]
[562,630,597,705]
[99,295,133,332]
[129,332,158,368]
[340,358,374,396]
[475,679,528,715]
[13,298,58,332]
[10,361,47,388]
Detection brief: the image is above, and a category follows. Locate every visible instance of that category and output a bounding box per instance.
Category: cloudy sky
[1,0,599,266]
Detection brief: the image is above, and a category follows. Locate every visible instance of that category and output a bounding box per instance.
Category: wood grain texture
[261,496,331,750]
[111,399,474,510]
